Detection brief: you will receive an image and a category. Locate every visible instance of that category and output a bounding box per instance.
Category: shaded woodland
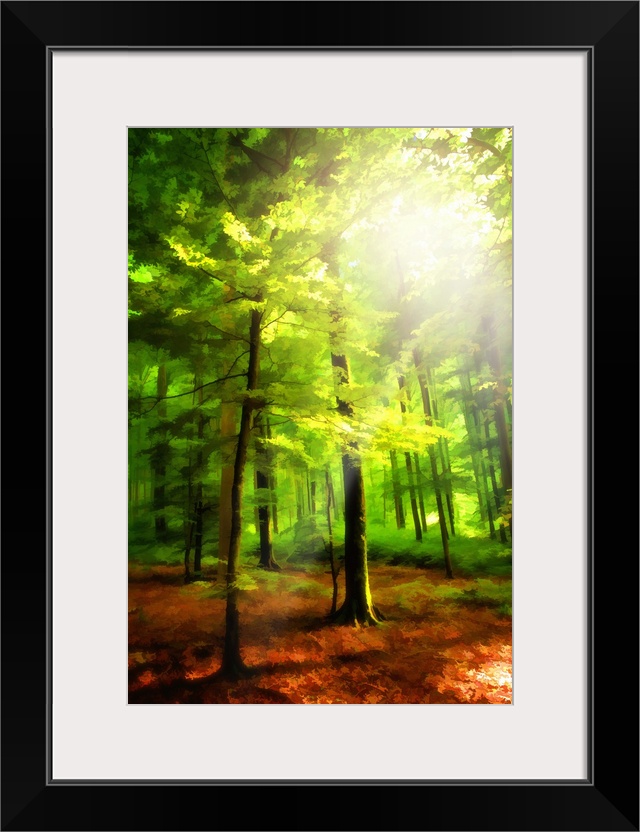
[128,127,512,704]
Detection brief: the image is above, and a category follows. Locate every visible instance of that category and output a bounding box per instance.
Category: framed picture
[2,2,637,830]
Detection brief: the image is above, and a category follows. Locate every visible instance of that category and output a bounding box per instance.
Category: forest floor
[128,563,512,704]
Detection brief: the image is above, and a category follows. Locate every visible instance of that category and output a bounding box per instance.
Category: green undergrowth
[129,516,511,580]
[393,576,512,618]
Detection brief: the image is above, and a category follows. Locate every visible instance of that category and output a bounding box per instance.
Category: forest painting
[128,127,512,705]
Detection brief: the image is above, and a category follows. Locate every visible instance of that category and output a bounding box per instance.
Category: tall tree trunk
[329,323,382,626]
[266,418,279,534]
[397,377,422,542]
[440,441,456,537]
[325,468,339,615]
[217,400,236,581]
[254,412,279,570]
[295,476,304,520]
[413,352,453,578]
[193,384,204,578]
[184,452,194,582]
[389,450,406,529]
[472,396,497,539]
[429,370,456,537]
[153,364,168,542]
[459,367,489,523]
[382,465,388,527]
[483,417,508,544]
[413,453,428,533]
[253,468,260,533]
[306,470,312,514]
[482,314,512,494]
[327,467,340,522]
[219,308,263,679]
[310,478,317,515]
[193,498,204,575]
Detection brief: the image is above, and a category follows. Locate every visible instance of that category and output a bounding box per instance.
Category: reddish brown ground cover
[128,564,512,704]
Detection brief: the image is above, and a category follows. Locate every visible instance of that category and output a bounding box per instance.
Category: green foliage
[128,126,512,593]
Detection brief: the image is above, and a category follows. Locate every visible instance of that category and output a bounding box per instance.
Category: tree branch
[200,140,239,218]
[136,370,248,413]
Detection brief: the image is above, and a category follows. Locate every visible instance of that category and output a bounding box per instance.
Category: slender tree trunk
[219,308,263,679]
[440,441,456,537]
[253,468,260,532]
[266,418,279,534]
[326,467,340,522]
[413,453,428,533]
[482,314,512,495]
[389,450,406,529]
[404,454,423,541]
[254,412,280,570]
[193,385,204,578]
[184,519,195,583]
[473,402,497,539]
[193,498,204,574]
[397,377,422,541]
[413,352,453,578]
[429,368,456,537]
[459,367,490,523]
[382,465,387,527]
[306,470,312,515]
[217,400,235,581]
[329,322,382,626]
[310,478,317,515]
[184,453,193,582]
[153,364,168,542]
[483,417,508,544]
[325,468,339,615]
[295,476,304,520]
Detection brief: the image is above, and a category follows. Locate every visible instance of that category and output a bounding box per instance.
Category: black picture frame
[2,2,638,830]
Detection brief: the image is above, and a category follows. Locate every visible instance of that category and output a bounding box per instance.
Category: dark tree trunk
[429,372,456,537]
[184,520,195,583]
[184,453,194,583]
[460,387,488,521]
[327,467,340,523]
[483,417,508,544]
[325,468,339,616]
[382,464,387,527]
[404,451,422,541]
[153,364,168,542]
[389,450,406,529]
[329,333,382,626]
[397,377,422,542]
[254,412,280,570]
[193,385,205,578]
[413,453,428,533]
[253,468,260,534]
[473,403,497,540]
[266,418,279,534]
[219,308,263,679]
[217,399,235,581]
[310,478,317,515]
[413,353,453,578]
[461,365,498,531]
[482,314,512,494]
[306,470,312,514]
[295,476,304,520]
[441,443,456,537]
[193,498,204,575]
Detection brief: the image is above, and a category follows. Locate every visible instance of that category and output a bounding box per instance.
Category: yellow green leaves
[128,261,165,283]
[222,213,254,246]
[164,227,219,274]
